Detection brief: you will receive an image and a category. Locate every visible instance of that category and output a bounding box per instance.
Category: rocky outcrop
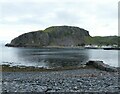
[7,31,49,47]
[86,61,118,72]
[5,26,90,47]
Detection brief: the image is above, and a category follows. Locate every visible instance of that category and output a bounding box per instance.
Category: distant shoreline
[5,44,120,50]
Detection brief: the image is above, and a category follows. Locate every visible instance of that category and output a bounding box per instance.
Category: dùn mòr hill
[5,26,90,47]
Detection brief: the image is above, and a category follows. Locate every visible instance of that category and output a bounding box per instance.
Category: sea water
[0,43,119,68]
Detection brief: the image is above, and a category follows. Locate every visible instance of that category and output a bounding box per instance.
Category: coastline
[1,64,93,72]
[5,44,120,50]
[1,60,118,72]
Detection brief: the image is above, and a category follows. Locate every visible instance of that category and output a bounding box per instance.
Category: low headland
[5,26,120,50]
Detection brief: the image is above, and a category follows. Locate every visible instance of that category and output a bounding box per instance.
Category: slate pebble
[2,68,119,93]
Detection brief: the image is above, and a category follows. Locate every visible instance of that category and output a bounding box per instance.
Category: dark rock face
[86,61,118,72]
[6,26,90,47]
[10,31,49,47]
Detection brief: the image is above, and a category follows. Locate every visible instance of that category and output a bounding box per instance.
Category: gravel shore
[2,68,119,93]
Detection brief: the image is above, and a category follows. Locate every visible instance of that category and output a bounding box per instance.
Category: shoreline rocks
[1,60,118,73]
[1,64,88,72]
[86,61,118,72]
[2,60,119,93]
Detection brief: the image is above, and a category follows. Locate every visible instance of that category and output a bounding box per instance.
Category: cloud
[0,0,119,42]
[0,24,46,42]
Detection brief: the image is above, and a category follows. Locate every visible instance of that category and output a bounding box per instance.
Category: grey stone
[2,67,119,92]
[86,60,118,72]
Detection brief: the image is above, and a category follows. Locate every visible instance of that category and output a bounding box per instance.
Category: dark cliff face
[6,26,90,47]
[10,31,49,47]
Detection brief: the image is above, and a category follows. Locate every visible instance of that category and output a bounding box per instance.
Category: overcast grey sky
[0,0,119,42]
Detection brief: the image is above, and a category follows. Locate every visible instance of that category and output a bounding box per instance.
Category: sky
[0,0,119,43]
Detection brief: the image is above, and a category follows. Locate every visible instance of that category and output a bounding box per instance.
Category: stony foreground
[2,68,119,93]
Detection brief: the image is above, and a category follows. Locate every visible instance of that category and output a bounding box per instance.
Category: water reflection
[16,48,89,68]
[1,46,118,68]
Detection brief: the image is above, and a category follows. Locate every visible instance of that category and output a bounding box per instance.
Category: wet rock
[86,60,118,72]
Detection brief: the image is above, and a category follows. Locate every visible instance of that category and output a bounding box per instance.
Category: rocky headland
[5,26,90,47]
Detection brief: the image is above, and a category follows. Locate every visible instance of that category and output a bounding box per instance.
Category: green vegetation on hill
[85,36,120,47]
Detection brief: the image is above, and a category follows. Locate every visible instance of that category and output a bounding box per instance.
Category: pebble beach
[2,66,119,93]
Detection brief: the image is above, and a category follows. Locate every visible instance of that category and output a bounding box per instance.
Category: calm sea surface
[0,43,119,68]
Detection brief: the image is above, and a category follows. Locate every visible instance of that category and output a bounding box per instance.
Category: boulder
[86,60,118,72]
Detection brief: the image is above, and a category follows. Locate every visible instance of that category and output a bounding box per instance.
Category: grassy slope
[85,36,120,46]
